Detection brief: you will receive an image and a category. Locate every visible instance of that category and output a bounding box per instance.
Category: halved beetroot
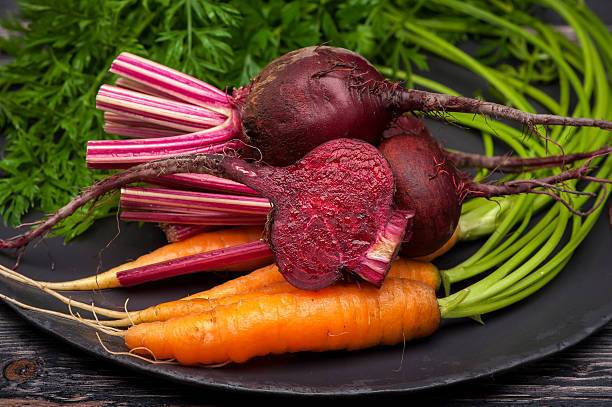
[222,138,413,290]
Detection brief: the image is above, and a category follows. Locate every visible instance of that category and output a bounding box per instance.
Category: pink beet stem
[116,240,274,287]
[120,211,267,226]
[120,187,271,215]
[115,77,184,102]
[104,112,187,133]
[147,173,259,196]
[119,202,223,215]
[97,85,227,132]
[86,138,242,169]
[89,117,236,147]
[104,123,184,139]
[111,52,230,110]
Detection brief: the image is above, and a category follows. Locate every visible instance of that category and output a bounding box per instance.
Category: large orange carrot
[124,278,440,364]
[38,226,264,290]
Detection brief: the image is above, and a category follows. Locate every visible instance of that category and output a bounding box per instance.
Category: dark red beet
[379,115,461,258]
[222,138,413,290]
[236,46,393,166]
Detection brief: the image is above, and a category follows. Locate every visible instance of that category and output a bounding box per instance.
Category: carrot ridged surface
[124,279,440,364]
[182,263,282,300]
[389,258,440,290]
[132,282,295,324]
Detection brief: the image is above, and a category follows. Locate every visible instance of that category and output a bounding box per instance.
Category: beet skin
[222,138,413,290]
[380,116,461,258]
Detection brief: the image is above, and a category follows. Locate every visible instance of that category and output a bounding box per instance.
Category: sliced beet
[222,138,413,290]
[380,115,462,258]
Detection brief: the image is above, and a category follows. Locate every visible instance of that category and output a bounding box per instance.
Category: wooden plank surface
[0,0,610,405]
[0,301,610,405]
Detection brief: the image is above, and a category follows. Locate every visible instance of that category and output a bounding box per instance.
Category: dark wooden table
[1,1,611,405]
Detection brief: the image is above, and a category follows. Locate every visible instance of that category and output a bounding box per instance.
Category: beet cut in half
[222,138,413,290]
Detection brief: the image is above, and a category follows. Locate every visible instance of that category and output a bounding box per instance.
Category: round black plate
[0,53,610,396]
[0,183,610,396]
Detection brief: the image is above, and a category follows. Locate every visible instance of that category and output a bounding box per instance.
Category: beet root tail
[447,147,612,173]
[463,161,612,216]
[393,89,612,131]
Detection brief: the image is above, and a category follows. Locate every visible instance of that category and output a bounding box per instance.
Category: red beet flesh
[221,138,413,290]
[380,115,462,257]
[236,46,393,166]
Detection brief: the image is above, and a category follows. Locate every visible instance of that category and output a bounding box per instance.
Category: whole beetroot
[235,47,392,166]
[380,116,461,257]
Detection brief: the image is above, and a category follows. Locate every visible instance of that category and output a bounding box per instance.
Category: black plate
[1,47,611,396]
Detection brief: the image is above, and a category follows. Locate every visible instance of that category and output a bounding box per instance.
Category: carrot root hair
[95,332,178,365]
[0,290,124,337]
[0,264,128,319]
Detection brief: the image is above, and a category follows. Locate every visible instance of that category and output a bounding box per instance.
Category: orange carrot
[105,258,439,327]
[124,278,440,364]
[38,226,264,290]
[107,282,294,326]
[182,263,282,300]
[390,258,440,290]
[414,226,460,262]
[183,258,439,300]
